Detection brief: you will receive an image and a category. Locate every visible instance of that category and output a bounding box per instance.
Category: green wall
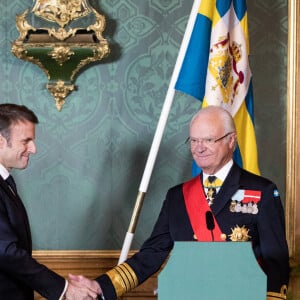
[0,0,287,250]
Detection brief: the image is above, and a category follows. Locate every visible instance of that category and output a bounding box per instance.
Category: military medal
[246,202,253,213]
[230,189,261,214]
[229,225,251,242]
[252,203,258,214]
[204,176,222,206]
[206,187,216,206]
[235,202,242,212]
[230,200,236,212]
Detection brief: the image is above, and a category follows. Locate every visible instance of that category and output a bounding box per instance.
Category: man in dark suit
[71,105,290,300]
[0,103,100,300]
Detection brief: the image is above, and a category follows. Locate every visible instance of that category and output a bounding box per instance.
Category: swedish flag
[176,0,259,175]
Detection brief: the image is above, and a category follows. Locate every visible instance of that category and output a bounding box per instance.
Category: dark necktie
[208,175,217,184]
[6,175,17,195]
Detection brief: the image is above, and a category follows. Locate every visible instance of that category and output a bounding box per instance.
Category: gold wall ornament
[11,0,110,111]
[32,0,92,28]
[47,80,75,111]
[49,46,75,66]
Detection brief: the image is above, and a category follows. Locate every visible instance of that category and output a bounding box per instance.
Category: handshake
[64,274,103,300]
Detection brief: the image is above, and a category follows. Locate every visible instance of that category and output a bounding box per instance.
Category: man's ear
[0,134,6,148]
[229,133,238,150]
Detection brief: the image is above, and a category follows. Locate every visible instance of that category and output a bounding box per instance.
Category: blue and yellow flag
[175,0,259,175]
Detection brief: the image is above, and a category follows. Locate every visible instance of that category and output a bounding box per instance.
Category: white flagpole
[118,0,202,264]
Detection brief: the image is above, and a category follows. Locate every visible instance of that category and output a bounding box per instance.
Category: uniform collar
[203,160,233,184]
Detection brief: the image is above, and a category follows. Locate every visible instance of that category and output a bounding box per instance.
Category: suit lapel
[0,175,17,201]
[0,176,32,251]
[14,192,32,251]
[210,163,241,216]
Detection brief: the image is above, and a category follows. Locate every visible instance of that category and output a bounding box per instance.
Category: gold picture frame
[286,0,300,264]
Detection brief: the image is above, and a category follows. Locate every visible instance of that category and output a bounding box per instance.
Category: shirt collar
[203,160,233,184]
[0,164,10,180]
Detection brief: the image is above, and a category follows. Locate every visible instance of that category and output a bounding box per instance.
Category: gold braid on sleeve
[267,285,287,300]
[106,262,139,297]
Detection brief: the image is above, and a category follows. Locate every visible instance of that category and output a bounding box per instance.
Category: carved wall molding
[286,0,300,298]
[286,0,300,265]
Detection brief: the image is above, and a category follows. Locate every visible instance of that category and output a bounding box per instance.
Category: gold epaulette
[267,285,287,300]
[106,262,139,297]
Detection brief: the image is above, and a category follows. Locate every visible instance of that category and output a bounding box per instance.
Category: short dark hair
[0,103,39,142]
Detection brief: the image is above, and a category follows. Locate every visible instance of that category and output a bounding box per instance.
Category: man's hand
[65,274,102,300]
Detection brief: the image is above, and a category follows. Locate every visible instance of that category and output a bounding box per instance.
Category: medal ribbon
[183,176,224,242]
[241,190,261,204]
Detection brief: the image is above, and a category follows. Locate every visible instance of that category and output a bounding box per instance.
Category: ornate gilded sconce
[11,0,110,111]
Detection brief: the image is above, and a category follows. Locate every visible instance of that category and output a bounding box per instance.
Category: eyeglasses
[185,132,233,147]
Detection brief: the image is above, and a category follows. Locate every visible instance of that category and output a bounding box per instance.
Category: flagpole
[118,0,202,264]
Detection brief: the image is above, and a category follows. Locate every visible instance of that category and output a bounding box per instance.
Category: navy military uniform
[96,163,289,299]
